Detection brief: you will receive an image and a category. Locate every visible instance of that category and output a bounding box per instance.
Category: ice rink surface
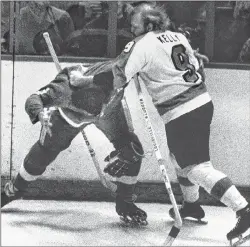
[1,199,250,246]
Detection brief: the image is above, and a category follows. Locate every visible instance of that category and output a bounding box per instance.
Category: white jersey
[113,30,212,123]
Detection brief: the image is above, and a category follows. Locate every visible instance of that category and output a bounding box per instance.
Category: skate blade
[184,217,208,225]
[230,234,250,246]
[119,216,148,227]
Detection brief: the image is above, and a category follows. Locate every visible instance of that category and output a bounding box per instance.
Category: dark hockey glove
[104,141,144,178]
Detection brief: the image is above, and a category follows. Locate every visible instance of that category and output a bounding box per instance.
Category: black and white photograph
[1,0,250,246]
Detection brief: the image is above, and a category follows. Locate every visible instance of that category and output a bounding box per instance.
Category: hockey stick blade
[81,130,117,193]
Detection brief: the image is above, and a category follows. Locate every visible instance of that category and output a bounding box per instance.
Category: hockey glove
[68,65,93,88]
[104,141,144,178]
[38,108,53,137]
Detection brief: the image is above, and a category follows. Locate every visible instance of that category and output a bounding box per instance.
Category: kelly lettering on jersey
[157,33,180,44]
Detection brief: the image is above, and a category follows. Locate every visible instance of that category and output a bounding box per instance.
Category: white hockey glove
[39,107,53,138]
[68,65,93,88]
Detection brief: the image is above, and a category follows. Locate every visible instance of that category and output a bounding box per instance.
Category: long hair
[131,4,171,32]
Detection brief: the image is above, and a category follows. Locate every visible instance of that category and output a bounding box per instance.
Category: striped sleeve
[112,36,147,89]
[25,94,44,124]
[25,70,71,123]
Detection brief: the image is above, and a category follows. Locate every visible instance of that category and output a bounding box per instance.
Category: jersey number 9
[171,44,199,83]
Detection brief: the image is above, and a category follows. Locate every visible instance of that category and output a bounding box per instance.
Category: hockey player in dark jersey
[2,60,147,226]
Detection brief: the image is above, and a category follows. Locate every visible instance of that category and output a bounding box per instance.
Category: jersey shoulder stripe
[112,34,146,88]
[114,34,146,66]
[84,60,115,76]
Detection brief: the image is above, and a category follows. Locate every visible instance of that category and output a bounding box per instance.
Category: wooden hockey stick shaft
[42,32,62,71]
[42,32,117,193]
[81,130,117,192]
[134,75,182,246]
[121,97,134,132]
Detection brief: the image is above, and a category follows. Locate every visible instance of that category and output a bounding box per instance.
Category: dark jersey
[25,62,114,127]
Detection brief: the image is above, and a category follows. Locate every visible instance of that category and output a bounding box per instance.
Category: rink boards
[1,60,250,203]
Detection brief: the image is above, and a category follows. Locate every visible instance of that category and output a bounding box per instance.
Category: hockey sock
[175,167,199,203]
[187,161,248,212]
[220,186,248,212]
[13,173,30,191]
[179,184,199,203]
[13,162,41,191]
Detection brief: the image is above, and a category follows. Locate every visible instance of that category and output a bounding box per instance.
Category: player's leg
[166,101,250,240]
[165,102,214,222]
[187,162,250,242]
[227,206,250,246]
[182,103,250,241]
[3,110,82,206]
[96,102,147,225]
[168,164,206,223]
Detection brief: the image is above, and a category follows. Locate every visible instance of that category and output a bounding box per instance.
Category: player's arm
[25,68,74,124]
[178,27,209,68]
[25,63,105,124]
[194,49,209,67]
[25,93,45,124]
[181,34,208,81]
[112,39,148,89]
[194,50,209,81]
[67,64,95,88]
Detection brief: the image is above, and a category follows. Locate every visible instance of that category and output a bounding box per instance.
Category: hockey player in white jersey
[109,3,250,245]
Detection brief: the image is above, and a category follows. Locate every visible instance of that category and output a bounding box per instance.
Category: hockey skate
[227,204,250,246]
[116,196,148,227]
[1,180,21,208]
[169,201,208,224]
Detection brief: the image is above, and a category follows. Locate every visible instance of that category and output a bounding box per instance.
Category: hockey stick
[121,97,134,132]
[42,32,117,193]
[134,75,182,246]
